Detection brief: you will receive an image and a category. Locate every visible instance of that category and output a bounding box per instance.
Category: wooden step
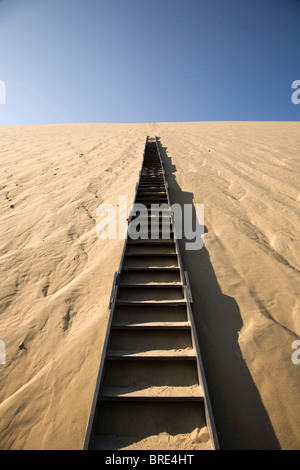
[138,185,165,189]
[118,282,182,288]
[139,182,164,185]
[137,192,167,196]
[121,267,179,271]
[137,197,167,200]
[135,205,170,210]
[138,187,165,191]
[127,240,175,245]
[106,349,196,360]
[123,254,177,265]
[128,217,172,223]
[135,200,168,205]
[129,218,171,224]
[136,193,166,196]
[115,299,186,307]
[128,231,173,235]
[125,253,176,258]
[99,385,204,401]
[113,304,188,323]
[126,246,176,255]
[128,224,172,230]
[138,189,166,192]
[112,321,190,329]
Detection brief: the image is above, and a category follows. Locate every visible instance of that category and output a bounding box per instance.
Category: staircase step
[125,253,176,257]
[127,240,175,245]
[121,267,179,271]
[116,300,186,307]
[112,321,190,329]
[118,282,183,289]
[106,349,196,360]
[99,385,204,401]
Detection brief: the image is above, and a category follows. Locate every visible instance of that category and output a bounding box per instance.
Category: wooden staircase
[83,137,219,450]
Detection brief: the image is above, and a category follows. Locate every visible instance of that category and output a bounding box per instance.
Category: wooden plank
[121,266,179,271]
[106,349,197,360]
[117,282,182,288]
[127,240,175,245]
[116,301,186,308]
[99,385,204,401]
[125,253,176,257]
[111,321,191,329]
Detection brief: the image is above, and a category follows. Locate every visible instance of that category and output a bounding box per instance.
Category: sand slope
[0,122,299,449]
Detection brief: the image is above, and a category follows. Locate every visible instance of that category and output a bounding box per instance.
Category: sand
[0,122,299,450]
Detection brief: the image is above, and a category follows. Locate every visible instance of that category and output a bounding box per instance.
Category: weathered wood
[83,136,219,451]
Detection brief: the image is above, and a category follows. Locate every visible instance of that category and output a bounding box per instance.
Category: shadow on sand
[157,137,280,450]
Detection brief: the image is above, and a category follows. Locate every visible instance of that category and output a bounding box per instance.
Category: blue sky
[0,0,299,125]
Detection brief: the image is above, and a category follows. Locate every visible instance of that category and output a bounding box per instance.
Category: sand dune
[0,122,299,449]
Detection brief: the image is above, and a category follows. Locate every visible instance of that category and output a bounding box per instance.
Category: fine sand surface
[0,122,299,450]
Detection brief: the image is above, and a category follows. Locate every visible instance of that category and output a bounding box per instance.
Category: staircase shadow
[156,137,280,450]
